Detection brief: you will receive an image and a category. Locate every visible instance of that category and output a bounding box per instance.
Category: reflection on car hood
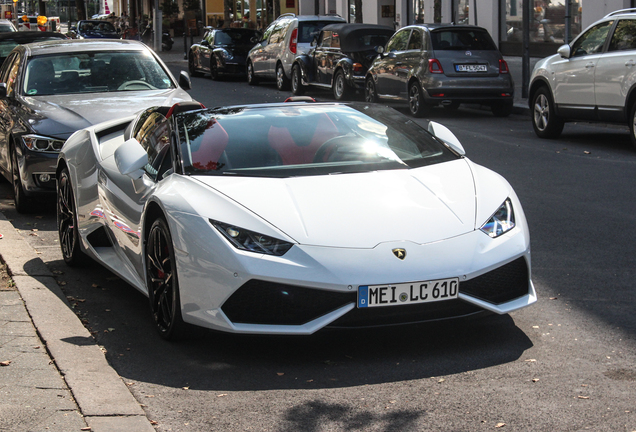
[22,89,192,137]
[194,159,482,248]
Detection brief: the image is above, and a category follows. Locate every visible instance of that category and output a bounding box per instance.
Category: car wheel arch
[528,78,552,109]
[143,200,168,247]
[624,83,636,119]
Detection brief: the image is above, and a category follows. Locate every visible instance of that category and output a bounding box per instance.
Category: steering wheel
[117,80,156,91]
[312,135,365,163]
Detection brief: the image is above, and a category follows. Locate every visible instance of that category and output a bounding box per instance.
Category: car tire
[146,216,187,341]
[365,77,378,103]
[629,101,636,150]
[247,61,258,85]
[276,63,289,91]
[291,64,305,95]
[188,53,202,77]
[57,167,90,266]
[209,57,220,81]
[532,86,564,138]
[333,69,351,101]
[408,81,428,118]
[491,101,513,117]
[10,144,33,214]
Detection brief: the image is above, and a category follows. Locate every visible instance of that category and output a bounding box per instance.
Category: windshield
[79,21,116,33]
[177,103,458,178]
[0,24,16,32]
[22,51,174,96]
[430,29,497,51]
[215,29,260,45]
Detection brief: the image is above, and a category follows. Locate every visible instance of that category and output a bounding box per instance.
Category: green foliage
[161,0,180,16]
[183,0,200,12]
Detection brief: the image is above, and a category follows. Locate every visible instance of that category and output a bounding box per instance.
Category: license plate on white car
[456,64,487,72]
[357,278,459,308]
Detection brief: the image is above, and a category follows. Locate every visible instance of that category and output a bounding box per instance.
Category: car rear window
[430,29,497,51]
[298,21,343,43]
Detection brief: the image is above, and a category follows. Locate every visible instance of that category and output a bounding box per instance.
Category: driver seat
[107,55,139,89]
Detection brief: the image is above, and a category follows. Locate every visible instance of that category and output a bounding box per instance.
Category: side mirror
[0,83,7,99]
[375,45,384,54]
[179,70,192,90]
[557,44,571,59]
[428,121,465,155]
[201,39,209,46]
[114,138,148,179]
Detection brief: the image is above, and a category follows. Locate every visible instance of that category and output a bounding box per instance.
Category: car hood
[21,89,192,138]
[193,159,486,248]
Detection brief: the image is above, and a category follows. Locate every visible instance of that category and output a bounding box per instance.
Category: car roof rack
[278,13,296,18]
[604,8,636,18]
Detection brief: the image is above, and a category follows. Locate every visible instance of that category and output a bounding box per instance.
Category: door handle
[626,59,635,67]
[585,62,595,69]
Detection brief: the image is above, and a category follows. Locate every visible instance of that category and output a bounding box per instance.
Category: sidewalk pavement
[0,212,154,432]
[0,39,541,432]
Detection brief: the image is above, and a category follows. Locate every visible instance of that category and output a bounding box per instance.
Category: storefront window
[456,0,469,25]
[502,0,582,45]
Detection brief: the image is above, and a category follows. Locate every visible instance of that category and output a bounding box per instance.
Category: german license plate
[456,64,487,72]
[357,278,459,308]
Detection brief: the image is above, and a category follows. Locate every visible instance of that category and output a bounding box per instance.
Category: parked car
[291,23,394,100]
[0,39,194,213]
[365,24,514,117]
[247,13,346,90]
[189,27,261,80]
[57,100,535,340]
[0,19,18,33]
[529,9,636,147]
[0,31,68,67]
[68,20,120,39]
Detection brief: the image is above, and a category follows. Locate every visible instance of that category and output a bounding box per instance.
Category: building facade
[298,0,636,56]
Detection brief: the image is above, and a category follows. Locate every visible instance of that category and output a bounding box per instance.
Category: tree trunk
[354,0,362,23]
[224,0,232,27]
[76,0,87,20]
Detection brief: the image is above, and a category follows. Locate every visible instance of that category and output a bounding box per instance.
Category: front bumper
[176,219,534,335]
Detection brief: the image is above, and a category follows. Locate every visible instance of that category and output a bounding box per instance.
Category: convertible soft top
[320,23,394,52]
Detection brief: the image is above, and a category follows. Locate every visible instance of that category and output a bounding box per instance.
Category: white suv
[529,8,636,147]
[247,14,345,90]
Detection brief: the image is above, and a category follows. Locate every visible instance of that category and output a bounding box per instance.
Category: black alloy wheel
[333,69,351,101]
[532,86,564,138]
[247,61,258,85]
[146,217,186,340]
[188,53,202,77]
[365,77,378,103]
[276,63,289,91]
[57,168,88,266]
[408,81,428,118]
[11,144,33,213]
[291,64,304,95]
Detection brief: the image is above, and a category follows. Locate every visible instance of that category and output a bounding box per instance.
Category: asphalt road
[1,69,635,431]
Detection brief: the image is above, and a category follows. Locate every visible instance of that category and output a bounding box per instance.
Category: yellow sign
[37,15,47,26]
[21,15,28,22]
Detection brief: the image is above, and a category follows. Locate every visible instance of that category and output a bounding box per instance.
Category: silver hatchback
[365,24,514,117]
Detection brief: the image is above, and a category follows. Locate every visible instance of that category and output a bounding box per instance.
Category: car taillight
[352,62,363,72]
[499,59,510,74]
[289,28,298,54]
[428,58,443,74]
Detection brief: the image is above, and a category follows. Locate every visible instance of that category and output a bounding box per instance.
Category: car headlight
[22,134,65,152]
[480,198,515,238]
[219,49,233,61]
[210,220,293,256]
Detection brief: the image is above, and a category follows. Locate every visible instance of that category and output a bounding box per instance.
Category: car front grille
[221,257,529,327]
[221,280,356,326]
[459,257,529,305]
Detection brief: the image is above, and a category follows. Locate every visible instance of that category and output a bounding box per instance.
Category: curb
[0,213,155,432]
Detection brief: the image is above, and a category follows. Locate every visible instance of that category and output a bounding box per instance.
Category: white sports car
[56,101,536,340]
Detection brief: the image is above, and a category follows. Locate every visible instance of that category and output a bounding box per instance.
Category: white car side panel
[553,54,601,106]
[595,49,636,108]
